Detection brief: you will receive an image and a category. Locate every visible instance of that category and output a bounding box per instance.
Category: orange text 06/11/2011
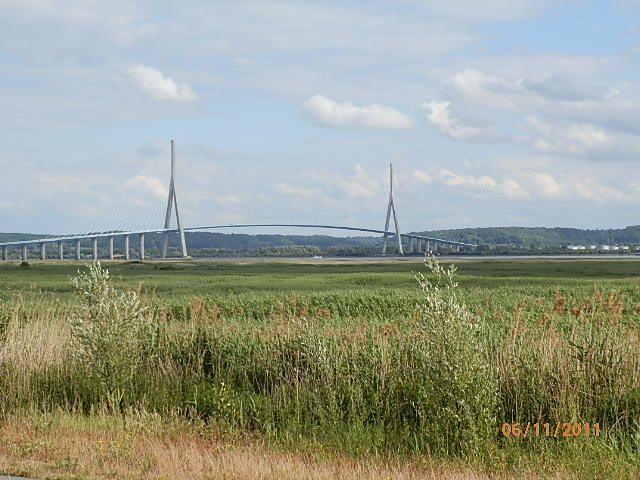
[500,422,600,438]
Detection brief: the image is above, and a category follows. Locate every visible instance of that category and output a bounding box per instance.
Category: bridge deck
[0,224,478,249]
[186,224,478,247]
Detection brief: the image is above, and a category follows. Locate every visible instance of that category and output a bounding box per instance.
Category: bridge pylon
[162,140,189,258]
[382,163,403,255]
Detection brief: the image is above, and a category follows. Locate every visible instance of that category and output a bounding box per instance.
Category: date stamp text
[500,422,600,438]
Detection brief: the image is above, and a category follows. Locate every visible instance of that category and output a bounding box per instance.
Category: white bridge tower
[382,163,403,255]
[162,140,189,258]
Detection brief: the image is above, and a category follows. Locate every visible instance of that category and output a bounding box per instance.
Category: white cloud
[436,168,529,199]
[270,164,381,207]
[3,0,102,22]
[422,100,500,141]
[341,181,375,197]
[437,68,640,159]
[500,178,530,199]
[489,167,629,204]
[339,164,380,197]
[127,64,197,102]
[446,68,620,121]
[519,75,612,102]
[212,194,241,205]
[573,179,630,203]
[303,95,412,129]
[34,174,96,196]
[524,117,615,156]
[447,67,616,109]
[439,169,496,188]
[413,170,433,184]
[431,168,531,199]
[272,182,316,198]
[122,175,168,199]
[422,0,551,22]
[531,173,562,197]
[448,69,521,110]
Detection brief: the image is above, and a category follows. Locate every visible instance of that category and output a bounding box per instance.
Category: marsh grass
[0,258,639,476]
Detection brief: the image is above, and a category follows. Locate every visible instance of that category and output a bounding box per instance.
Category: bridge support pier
[409,237,414,253]
[139,233,145,260]
[58,242,64,260]
[92,238,98,261]
[22,245,27,261]
[2,246,7,261]
[124,235,130,260]
[75,240,81,260]
[40,243,46,261]
[108,237,114,260]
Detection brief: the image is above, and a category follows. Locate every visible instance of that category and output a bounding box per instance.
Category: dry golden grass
[0,411,568,480]
[0,305,70,408]
[0,308,69,374]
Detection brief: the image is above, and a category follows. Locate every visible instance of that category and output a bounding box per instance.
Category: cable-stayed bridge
[0,141,477,261]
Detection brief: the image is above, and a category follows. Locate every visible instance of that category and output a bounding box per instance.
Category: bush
[413,254,497,456]
[69,262,155,397]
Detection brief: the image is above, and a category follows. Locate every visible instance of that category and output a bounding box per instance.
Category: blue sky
[2,0,640,235]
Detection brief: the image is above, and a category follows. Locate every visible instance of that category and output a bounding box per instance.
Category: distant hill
[414,226,640,248]
[0,233,50,243]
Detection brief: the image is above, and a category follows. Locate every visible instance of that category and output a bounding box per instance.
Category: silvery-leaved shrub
[414,253,497,456]
[70,262,155,397]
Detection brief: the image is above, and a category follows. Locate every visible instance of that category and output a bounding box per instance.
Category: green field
[2,257,640,297]
[1,257,640,479]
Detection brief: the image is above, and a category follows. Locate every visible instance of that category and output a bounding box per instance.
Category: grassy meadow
[1,257,639,479]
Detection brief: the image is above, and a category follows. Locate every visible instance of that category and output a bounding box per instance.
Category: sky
[2,0,640,235]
